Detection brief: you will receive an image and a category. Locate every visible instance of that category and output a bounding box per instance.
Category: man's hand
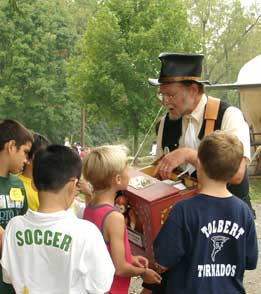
[154,147,197,179]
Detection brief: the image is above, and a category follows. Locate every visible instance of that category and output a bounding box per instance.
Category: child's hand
[155,262,168,274]
[132,255,149,268]
[142,268,162,284]
[74,196,85,203]
[77,180,93,202]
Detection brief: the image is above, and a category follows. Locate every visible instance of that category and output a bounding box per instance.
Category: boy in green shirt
[0,119,33,293]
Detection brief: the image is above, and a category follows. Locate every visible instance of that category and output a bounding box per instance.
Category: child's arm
[105,211,161,283]
[228,158,247,185]
[2,267,11,284]
[155,262,168,274]
[1,225,12,284]
[245,215,258,270]
[0,225,4,253]
[76,179,93,203]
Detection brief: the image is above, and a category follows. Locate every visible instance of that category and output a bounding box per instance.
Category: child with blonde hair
[83,145,161,294]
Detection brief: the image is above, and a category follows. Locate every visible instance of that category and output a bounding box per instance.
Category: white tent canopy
[207,55,261,175]
[236,55,261,133]
[206,55,261,90]
[236,55,261,85]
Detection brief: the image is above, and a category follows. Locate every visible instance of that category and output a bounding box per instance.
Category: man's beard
[167,92,192,120]
[167,104,182,120]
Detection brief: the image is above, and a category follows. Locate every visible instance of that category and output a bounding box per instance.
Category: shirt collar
[25,208,76,223]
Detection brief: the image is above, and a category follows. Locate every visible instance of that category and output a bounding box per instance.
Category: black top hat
[148,52,210,86]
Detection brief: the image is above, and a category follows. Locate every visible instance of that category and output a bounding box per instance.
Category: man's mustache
[166,104,180,121]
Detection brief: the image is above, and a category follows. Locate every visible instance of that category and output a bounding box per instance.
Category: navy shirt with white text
[154,194,258,294]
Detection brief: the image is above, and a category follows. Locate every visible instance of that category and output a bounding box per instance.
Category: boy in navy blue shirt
[153,131,258,294]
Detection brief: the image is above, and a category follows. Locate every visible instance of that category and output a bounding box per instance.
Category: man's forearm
[228,157,247,185]
[185,148,198,167]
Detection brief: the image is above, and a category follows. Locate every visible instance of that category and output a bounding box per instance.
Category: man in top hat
[148,52,254,215]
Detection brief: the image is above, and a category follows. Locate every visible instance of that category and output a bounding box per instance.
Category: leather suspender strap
[204,96,221,136]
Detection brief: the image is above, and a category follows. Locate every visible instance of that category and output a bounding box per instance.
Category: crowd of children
[0,118,258,294]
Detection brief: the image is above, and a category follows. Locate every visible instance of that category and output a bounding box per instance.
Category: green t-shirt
[0,173,28,293]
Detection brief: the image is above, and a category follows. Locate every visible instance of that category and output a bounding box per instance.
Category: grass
[250,178,261,202]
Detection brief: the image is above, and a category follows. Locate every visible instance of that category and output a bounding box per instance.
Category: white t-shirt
[70,199,86,219]
[1,209,115,294]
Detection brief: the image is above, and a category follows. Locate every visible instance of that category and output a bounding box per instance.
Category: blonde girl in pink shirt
[83,145,161,294]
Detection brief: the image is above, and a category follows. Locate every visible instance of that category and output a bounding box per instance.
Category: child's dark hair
[28,133,50,160]
[0,119,33,151]
[33,145,82,192]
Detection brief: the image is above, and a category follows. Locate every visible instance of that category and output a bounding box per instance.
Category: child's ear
[71,179,78,192]
[67,179,78,204]
[229,158,246,185]
[114,174,122,186]
[196,158,201,170]
[196,158,204,176]
[6,140,17,154]
[67,179,76,195]
[196,159,206,186]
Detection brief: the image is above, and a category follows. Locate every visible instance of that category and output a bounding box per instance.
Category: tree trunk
[202,19,207,77]
[133,129,139,155]
[81,107,85,147]
[133,127,139,166]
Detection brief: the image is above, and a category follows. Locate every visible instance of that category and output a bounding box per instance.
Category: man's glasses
[157,92,178,103]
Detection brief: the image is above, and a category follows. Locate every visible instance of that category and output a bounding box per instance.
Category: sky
[240,0,260,7]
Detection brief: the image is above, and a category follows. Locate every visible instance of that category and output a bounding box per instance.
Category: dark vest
[161,99,249,199]
[161,99,229,152]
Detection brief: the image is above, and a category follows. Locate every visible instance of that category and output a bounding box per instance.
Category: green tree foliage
[4,0,259,149]
[0,0,80,143]
[186,1,260,81]
[185,0,261,105]
[64,0,99,36]
[68,0,199,153]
